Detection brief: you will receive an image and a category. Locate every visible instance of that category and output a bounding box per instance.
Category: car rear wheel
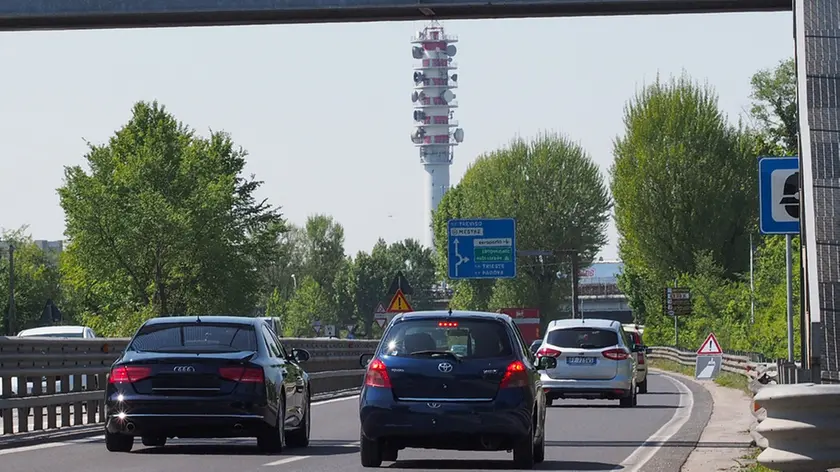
[620,385,637,408]
[258,398,286,453]
[105,431,134,452]
[534,422,545,464]
[286,392,310,448]
[513,425,536,469]
[360,431,382,468]
[141,436,166,447]
[638,379,648,394]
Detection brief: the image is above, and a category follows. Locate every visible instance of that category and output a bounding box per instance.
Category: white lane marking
[0,395,360,457]
[612,374,694,472]
[0,442,68,455]
[263,455,308,466]
[312,394,358,406]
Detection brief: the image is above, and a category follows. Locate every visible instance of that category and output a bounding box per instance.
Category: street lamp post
[6,244,16,336]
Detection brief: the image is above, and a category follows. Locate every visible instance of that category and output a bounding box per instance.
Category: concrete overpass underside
[1,0,789,31]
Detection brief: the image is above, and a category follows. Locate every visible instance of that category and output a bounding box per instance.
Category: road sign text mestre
[447,218,516,280]
[758,157,800,235]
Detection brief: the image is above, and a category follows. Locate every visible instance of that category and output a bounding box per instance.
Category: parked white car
[2,326,97,397]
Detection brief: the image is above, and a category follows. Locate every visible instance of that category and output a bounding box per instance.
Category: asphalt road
[0,372,712,472]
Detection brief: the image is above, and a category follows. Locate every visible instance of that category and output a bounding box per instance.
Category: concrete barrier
[755,383,840,471]
[0,336,379,439]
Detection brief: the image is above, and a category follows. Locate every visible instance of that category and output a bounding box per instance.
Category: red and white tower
[411,22,464,249]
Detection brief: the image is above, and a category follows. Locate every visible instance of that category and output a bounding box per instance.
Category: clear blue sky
[0,12,793,259]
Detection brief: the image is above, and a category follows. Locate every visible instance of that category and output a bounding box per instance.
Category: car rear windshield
[380,318,514,360]
[547,327,619,349]
[128,323,258,353]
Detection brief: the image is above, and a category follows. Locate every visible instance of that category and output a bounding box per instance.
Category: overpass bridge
[0,0,790,31]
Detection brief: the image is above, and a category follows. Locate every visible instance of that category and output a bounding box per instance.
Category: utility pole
[7,244,16,336]
[570,252,581,320]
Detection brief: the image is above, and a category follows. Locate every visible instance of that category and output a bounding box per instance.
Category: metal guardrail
[754,383,840,471]
[0,336,379,439]
[647,346,758,377]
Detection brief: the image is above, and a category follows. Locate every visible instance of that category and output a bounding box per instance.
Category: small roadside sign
[312,320,322,336]
[386,289,413,313]
[697,333,723,355]
[662,287,692,316]
[374,302,388,329]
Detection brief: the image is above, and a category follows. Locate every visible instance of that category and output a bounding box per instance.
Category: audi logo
[438,362,453,373]
[173,366,195,373]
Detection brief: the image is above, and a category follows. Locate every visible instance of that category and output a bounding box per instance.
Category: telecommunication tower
[410,22,464,249]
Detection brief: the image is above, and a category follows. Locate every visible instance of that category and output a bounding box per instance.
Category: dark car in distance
[104,315,312,453]
[358,311,557,469]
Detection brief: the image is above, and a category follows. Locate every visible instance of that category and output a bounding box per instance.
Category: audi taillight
[219,366,265,383]
[499,361,529,389]
[602,348,630,361]
[536,347,561,358]
[364,358,392,388]
[109,365,152,384]
[637,353,645,364]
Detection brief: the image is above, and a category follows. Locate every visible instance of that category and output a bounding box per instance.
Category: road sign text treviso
[758,157,800,235]
[447,218,517,279]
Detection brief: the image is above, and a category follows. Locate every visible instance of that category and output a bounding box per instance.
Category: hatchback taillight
[536,347,561,358]
[364,359,392,388]
[602,348,630,361]
[637,353,645,364]
[109,365,152,383]
[499,361,529,389]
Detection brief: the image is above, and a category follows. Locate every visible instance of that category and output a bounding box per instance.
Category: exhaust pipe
[125,422,135,433]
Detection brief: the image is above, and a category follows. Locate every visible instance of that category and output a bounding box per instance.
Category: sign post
[373,302,387,329]
[695,333,723,380]
[759,157,800,362]
[447,218,517,279]
[663,287,692,346]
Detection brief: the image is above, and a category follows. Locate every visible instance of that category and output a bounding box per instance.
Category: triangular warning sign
[387,289,413,313]
[374,303,387,314]
[375,318,387,328]
[697,333,723,355]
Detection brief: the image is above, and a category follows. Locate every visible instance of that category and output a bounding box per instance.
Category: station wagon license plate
[566,357,596,365]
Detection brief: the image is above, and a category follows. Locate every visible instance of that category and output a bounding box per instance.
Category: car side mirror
[630,344,644,353]
[360,353,374,368]
[645,347,653,355]
[291,348,310,362]
[537,356,557,370]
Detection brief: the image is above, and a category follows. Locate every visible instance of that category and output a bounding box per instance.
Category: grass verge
[737,448,774,471]
[648,358,750,394]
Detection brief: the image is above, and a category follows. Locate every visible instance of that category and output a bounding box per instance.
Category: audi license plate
[567,357,596,365]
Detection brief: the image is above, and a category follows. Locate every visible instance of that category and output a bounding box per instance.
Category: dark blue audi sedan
[358,310,557,469]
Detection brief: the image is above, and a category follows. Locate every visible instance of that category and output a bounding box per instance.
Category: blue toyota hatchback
[358,310,557,469]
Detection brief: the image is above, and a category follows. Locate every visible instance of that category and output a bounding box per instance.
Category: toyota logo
[173,366,195,372]
[438,362,453,373]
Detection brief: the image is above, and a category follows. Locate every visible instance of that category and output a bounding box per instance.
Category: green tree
[300,214,347,300]
[750,58,797,155]
[611,74,757,282]
[433,132,612,325]
[283,275,333,337]
[0,228,64,334]
[58,101,284,334]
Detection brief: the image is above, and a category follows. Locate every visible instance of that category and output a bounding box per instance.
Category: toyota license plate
[566,357,596,365]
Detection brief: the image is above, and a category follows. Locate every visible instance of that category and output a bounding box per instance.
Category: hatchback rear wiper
[408,350,462,362]
[579,344,598,349]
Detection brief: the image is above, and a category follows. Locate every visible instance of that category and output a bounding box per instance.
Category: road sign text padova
[758,157,800,235]
[447,218,517,279]
[697,332,723,355]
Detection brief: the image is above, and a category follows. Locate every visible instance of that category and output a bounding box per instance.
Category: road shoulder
[651,368,754,471]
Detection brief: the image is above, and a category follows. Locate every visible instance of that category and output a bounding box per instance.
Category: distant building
[576,260,633,323]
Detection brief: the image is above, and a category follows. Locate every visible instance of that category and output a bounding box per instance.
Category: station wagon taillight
[109,366,152,383]
[499,361,529,389]
[219,366,265,383]
[364,358,392,388]
[602,348,630,361]
[536,347,561,358]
